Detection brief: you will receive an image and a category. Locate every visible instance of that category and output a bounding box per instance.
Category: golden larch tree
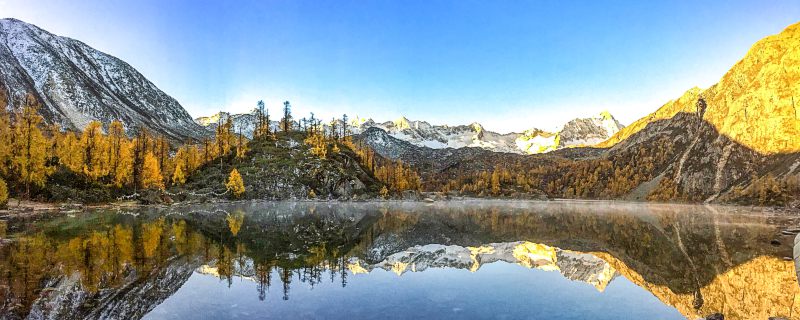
[141,151,164,190]
[0,107,12,175]
[226,168,245,198]
[0,177,8,208]
[80,121,107,180]
[12,95,50,197]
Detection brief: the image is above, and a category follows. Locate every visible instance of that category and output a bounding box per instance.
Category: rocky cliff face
[0,18,206,141]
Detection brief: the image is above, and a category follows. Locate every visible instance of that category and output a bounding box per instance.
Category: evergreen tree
[281,101,292,132]
[254,100,271,139]
[341,114,348,137]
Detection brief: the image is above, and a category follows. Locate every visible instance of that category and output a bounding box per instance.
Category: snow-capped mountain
[348,112,624,154]
[0,18,205,141]
[197,109,624,154]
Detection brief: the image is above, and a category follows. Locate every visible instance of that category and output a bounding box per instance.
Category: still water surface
[0,200,797,319]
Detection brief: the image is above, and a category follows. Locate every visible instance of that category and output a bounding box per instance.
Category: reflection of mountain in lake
[0,201,797,319]
[347,242,617,292]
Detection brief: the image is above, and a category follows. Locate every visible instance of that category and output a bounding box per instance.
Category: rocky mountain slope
[0,18,205,141]
[596,22,800,204]
[197,110,624,154]
[599,22,800,155]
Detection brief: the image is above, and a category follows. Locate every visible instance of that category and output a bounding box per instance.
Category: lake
[0,200,797,319]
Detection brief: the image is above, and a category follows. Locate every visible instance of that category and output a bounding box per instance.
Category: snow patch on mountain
[349,112,624,154]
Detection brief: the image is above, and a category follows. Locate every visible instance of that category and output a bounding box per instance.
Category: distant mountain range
[195,110,624,154]
[0,18,204,141]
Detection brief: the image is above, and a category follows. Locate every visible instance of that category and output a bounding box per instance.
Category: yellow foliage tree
[380,185,389,199]
[172,162,186,185]
[491,170,501,195]
[80,121,107,180]
[235,132,248,159]
[226,168,245,198]
[55,130,83,172]
[141,152,164,190]
[12,95,50,197]
[113,140,133,188]
[305,133,327,159]
[0,108,12,175]
[0,177,7,208]
[106,121,126,180]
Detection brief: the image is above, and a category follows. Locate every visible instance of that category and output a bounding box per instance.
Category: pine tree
[281,101,292,132]
[341,114,349,138]
[141,152,164,190]
[254,100,270,139]
[12,95,50,198]
[226,168,245,198]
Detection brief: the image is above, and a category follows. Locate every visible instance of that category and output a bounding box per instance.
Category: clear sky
[2,0,799,132]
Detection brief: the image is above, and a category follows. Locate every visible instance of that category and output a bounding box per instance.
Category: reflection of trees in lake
[0,202,796,319]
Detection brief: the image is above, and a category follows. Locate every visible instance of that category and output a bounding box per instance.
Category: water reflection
[0,201,796,319]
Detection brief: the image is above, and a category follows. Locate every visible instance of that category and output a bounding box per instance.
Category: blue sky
[2,0,799,132]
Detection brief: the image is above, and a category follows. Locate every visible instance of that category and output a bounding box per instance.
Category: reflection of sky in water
[147,262,683,319]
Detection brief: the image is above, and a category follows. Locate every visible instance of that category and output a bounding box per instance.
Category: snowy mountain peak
[351,113,624,154]
[0,18,205,141]
[393,116,413,129]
